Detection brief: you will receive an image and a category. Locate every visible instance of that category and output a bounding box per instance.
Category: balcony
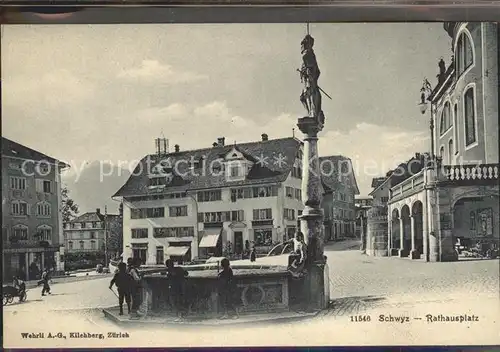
[390,170,425,202]
[439,163,499,186]
[3,238,55,250]
[251,219,274,227]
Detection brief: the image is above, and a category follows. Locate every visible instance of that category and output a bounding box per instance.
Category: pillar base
[303,262,328,311]
[410,250,421,259]
[399,249,409,257]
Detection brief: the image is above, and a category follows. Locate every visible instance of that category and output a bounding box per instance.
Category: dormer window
[224,147,254,182]
[149,176,167,187]
[230,165,240,177]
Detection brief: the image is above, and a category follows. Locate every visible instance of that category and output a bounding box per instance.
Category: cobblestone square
[4,246,499,347]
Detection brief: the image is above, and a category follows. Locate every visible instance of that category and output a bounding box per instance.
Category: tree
[106,203,123,259]
[61,186,79,223]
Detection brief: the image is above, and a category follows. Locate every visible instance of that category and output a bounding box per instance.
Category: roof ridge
[145,136,298,158]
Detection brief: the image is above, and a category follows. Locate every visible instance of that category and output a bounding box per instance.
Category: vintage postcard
[2,17,499,348]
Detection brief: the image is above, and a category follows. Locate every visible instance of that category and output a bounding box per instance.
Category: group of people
[109,256,239,320]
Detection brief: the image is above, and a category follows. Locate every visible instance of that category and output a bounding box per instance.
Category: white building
[114,135,308,265]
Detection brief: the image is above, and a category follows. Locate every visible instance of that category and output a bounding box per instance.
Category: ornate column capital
[297,116,323,136]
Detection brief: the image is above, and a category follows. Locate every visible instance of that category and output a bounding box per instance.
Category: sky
[2,23,452,208]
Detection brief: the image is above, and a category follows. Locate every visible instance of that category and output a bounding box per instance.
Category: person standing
[40,268,51,296]
[250,246,256,262]
[218,258,238,319]
[128,258,142,319]
[109,262,132,316]
[165,259,189,321]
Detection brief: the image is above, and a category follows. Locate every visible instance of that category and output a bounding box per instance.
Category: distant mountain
[62,161,131,214]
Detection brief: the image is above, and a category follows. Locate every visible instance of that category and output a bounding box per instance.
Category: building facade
[115,136,359,265]
[387,22,499,261]
[114,135,307,265]
[320,156,360,242]
[355,196,373,240]
[63,208,120,257]
[2,137,68,281]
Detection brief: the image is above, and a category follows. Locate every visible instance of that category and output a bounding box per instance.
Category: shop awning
[166,246,190,257]
[199,230,221,248]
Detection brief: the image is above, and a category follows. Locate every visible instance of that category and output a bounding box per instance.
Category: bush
[64,252,105,271]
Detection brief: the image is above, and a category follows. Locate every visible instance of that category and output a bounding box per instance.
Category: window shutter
[36,179,43,193]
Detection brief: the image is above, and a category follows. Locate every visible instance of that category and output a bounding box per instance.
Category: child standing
[217,258,238,319]
[109,262,132,315]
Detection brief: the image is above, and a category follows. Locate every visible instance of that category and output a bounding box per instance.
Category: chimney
[174,144,180,153]
[155,137,169,156]
[96,208,101,215]
[217,137,225,147]
[261,133,268,141]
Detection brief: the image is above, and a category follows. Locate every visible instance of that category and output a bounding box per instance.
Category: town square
[2,21,499,347]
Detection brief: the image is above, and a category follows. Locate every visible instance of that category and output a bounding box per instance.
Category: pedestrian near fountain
[218,258,238,319]
[165,259,189,321]
[40,268,51,296]
[109,262,132,316]
[125,257,133,273]
[289,231,307,278]
[250,243,256,262]
[128,257,142,319]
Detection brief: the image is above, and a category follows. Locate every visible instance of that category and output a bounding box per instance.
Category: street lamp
[418,78,435,159]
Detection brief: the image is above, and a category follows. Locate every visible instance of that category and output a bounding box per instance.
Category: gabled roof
[1,137,69,168]
[369,152,428,195]
[113,137,302,198]
[319,155,360,195]
[371,177,386,189]
[68,212,105,223]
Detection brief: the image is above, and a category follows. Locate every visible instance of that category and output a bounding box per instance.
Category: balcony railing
[390,170,425,201]
[441,163,499,183]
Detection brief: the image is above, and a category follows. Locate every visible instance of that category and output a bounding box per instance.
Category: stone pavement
[4,249,499,347]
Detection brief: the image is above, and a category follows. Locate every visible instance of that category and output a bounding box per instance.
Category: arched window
[440,112,445,135]
[448,139,454,164]
[68,241,73,250]
[11,224,28,241]
[440,102,451,135]
[455,31,474,76]
[440,146,445,160]
[90,240,96,250]
[453,104,459,154]
[36,201,51,217]
[36,225,52,241]
[11,200,28,216]
[464,87,476,146]
[79,240,84,250]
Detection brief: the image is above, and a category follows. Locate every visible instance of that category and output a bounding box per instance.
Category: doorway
[132,248,147,265]
[156,246,164,265]
[234,232,243,255]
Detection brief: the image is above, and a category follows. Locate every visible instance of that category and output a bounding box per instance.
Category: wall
[64,228,105,252]
[482,22,499,164]
[435,22,499,165]
[2,156,61,246]
[123,196,198,265]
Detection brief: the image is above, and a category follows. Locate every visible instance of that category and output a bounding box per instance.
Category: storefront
[166,244,191,264]
[198,229,222,259]
[3,246,59,281]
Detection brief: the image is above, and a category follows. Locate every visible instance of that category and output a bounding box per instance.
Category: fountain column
[297,116,328,311]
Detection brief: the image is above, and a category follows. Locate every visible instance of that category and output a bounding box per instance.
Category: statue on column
[298,34,326,127]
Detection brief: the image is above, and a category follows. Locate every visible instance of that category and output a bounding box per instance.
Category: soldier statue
[298,34,325,126]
